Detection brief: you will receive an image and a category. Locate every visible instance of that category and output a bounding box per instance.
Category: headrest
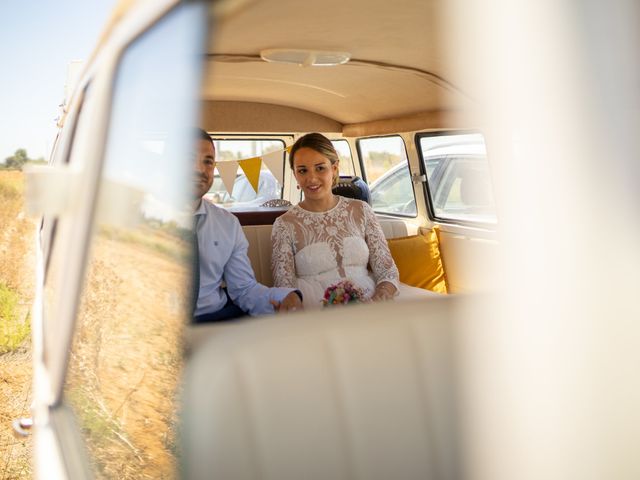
[332,176,371,204]
[460,168,492,207]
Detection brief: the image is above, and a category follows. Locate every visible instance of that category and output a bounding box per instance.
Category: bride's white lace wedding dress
[271,196,399,309]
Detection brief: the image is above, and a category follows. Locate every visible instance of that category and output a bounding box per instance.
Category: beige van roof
[204,0,475,132]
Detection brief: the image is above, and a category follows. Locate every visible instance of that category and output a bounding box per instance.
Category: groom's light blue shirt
[194,200,295,316]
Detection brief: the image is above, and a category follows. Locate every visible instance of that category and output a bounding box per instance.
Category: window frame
[29,3,211,480]
[52,3,209,478]
[356,134,417,218]
[415,130,497,228]
[42,84,92,283]
[330,138,356,176]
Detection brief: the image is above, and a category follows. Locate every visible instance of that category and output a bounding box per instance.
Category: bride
[271,133,399,309]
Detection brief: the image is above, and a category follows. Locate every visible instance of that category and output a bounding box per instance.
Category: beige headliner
[82,0,476,134]
[205,0,476,133]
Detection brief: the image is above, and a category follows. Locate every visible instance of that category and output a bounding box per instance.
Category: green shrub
[0,283,30,353]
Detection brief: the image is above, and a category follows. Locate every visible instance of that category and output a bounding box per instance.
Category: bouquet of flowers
[322,280,366,306]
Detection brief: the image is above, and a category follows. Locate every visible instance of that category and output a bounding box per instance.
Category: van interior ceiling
[200,0,476,134]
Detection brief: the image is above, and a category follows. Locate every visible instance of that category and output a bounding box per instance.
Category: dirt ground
[0,171,35,479]
[0,348,32,480]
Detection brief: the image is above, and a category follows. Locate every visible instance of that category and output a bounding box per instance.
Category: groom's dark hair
[195,128,214,147]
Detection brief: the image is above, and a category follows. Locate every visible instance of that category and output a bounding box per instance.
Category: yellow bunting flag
[238,157,262,194]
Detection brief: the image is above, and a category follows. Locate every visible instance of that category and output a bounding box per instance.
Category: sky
[0,0,116,162]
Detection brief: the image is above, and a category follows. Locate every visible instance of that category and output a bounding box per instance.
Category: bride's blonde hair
[289,133,340,186]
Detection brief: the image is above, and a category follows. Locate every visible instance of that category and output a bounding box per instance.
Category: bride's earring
[296,184,300,190]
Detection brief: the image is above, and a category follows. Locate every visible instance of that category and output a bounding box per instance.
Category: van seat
[332,175,372,204]
[243,225,277,287]
[230,206,289,226]
[244,218,419,287]
[182,297,457,480]
[378,217,418,239]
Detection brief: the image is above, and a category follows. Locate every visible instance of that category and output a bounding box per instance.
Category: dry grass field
[67,227,189,479]
[0,171,35,479]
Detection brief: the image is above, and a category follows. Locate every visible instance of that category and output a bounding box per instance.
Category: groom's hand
[271,291,304,313]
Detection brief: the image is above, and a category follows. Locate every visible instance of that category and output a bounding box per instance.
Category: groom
[192,128,303,322]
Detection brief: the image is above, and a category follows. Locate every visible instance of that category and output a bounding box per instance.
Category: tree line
[1,149,46,170]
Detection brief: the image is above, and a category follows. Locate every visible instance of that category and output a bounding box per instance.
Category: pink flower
[322,280,365,306]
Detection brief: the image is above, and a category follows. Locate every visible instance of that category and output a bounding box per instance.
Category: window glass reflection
[64,4,205,478]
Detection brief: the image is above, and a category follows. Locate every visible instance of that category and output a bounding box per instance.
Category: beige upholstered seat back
[181,297,457,480]
[377,217,419,239]
[243,219,419,287]
[243,225,276,287]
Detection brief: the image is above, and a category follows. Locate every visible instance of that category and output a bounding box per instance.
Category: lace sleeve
[363,203,400,288]
[271,217,297,288]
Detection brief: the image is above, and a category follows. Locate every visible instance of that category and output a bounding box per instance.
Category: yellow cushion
[387,229,448,294]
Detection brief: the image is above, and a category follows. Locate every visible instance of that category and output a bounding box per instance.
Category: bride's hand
[371,281,396,302]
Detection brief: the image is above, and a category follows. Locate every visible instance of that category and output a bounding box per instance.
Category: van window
[331,139,355,176]
[64,4,205,478]
[359,136,416,216]
[418,132,496,224]
[208,139,284,208]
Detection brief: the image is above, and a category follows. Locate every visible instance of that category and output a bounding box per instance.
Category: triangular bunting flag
[261,150,285,185]
[216,161,239,197]
[239,157,262,194]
